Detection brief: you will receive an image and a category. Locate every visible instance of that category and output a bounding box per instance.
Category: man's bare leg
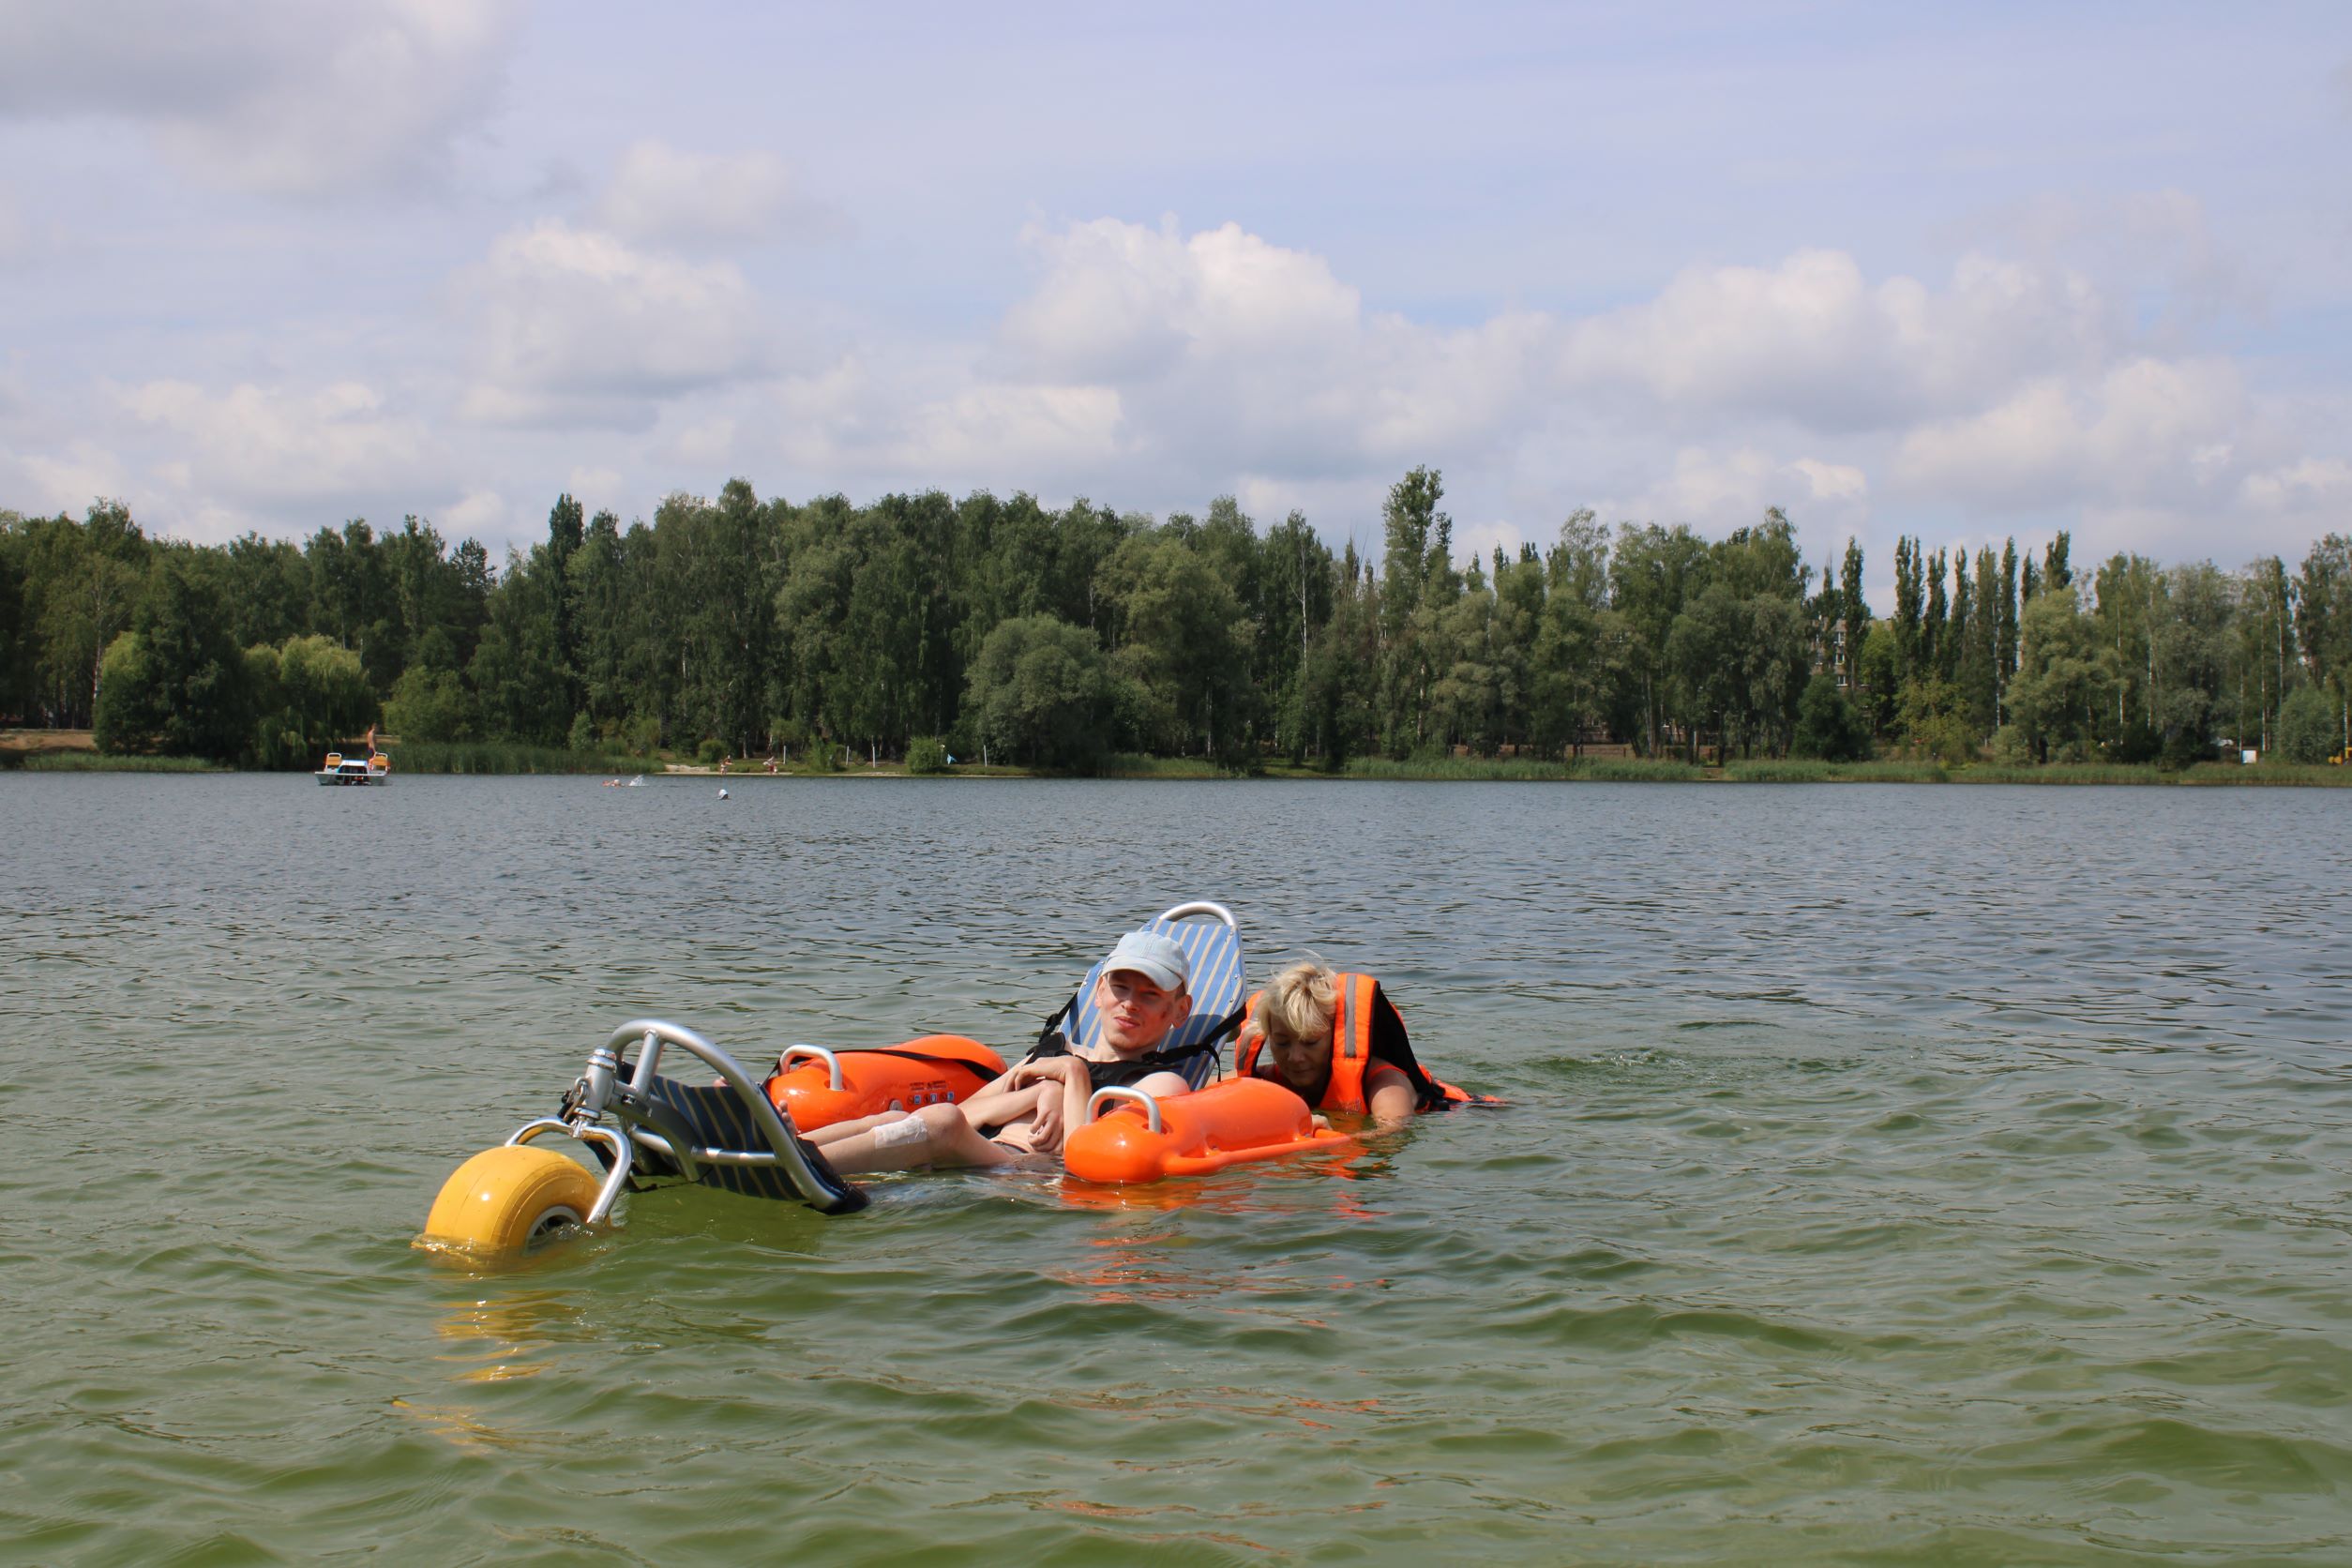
[818,1101,1027,1175]
[801,1083,1042,1147]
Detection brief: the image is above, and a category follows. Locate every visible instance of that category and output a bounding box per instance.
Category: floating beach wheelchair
[421,1017,875,1252]
[419,902,1350,1252]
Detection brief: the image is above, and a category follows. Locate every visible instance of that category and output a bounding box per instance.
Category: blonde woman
[1233,961,1478,1126]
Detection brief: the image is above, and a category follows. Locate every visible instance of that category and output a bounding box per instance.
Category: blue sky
[3,1,2347,597]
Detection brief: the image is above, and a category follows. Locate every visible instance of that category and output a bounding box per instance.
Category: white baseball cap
[1101,930,1190,992]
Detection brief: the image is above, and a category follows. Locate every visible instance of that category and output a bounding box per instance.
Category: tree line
[4,473,2347,769]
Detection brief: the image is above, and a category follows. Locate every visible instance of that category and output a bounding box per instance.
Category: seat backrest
[1061,904,1244,1089]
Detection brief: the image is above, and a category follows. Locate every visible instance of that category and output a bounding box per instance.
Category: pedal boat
[315,749,389,785]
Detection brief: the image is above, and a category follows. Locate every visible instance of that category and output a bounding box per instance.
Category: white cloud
[1893,357,2248,510]
[1610,445,1872,536]
[763,218,2352,565]
[777,355,1123,480]
[1952,189,2252,323]
[1000,217,1364,385]
[0,0,526,196]
[118,378,433,503]
[6,439,135,519]
[971,218,1549,476]
[456,221,777,429]
[565,467,625,509]
[1560,249,2112,432]
[443,488,509,539]
[2241,456,2352,512]
[660,416,739,467]
[592,141,843,247]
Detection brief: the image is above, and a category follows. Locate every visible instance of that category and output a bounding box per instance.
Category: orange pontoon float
[765,1034,1004,1130]
[1063,1076,1356,1184]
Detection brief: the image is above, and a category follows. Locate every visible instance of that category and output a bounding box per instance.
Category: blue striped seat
[1062,907,1245,1089]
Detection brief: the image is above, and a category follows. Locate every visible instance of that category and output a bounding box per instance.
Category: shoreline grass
[1100,752,1239,778]
[18,751,227,773]
[394,742,638,775]
[6,732,2343,786]
[1342,754,1708,782]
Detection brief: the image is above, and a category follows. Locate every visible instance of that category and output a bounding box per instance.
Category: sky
[2,1,2348,599]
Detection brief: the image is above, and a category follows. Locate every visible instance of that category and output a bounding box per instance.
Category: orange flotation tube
[1063,1076,1357,1184]
[765,1034,1004,1131]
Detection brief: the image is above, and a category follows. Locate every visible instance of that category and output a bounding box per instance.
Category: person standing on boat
[792,931,1199,1174]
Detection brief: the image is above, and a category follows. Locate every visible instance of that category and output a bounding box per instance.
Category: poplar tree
[1892,536,1922,684]
[1922,549,1948,680]
[1998,538,2020,717]
[1379,466,1450,753]
[2044,531,2073,593]
[1839,537,1868,691]
[1966,545,1999,733]
[1950,550,1972,686]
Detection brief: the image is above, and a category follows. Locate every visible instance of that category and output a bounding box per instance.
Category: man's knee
[918,1102,977,1143]
[1136,1071,1192,1098]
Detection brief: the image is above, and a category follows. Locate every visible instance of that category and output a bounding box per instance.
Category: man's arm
[1009,1055,1091,1153]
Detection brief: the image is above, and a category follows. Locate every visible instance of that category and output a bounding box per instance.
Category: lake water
[3,774,2348,1564]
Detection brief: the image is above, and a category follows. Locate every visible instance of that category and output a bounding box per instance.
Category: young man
[792,930,1198,1176]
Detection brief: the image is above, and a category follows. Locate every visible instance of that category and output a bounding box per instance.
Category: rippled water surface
[4,775,2349,1564]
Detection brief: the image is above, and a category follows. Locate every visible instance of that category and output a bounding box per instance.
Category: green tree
[1892,535,1922,683]
[469,541,571,746]
[95,553,255,760]
[1609,521,1706,756]
[1894,673,1976,765]
[1998,538,2020,712]
[2235,556,2295,755]
[1922,548,1949,680]
[28,502,149,727]
[1260,509,1335,760]
[964,614,1110,772]
[2294,535,2351,757]
[383,662,472,744]
[1855,622,1900,736]
[1791,671,1870,761]
[1095,527,1257,762]
[2278,686,2336,763]
[1378,466,1455,752]
[1961,546,1998,735]
[2153,562,2234,761]
[250,635,377,767]
[1839,536,1868,690]
[2009,585,2106,762]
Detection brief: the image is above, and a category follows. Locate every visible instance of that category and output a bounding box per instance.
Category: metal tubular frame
[498,1017,866,1223]
[1157,900,1235,930]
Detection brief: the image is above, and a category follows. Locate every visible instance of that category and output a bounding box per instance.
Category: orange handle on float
[766,1034,1005,1131]
[1062,1076,1357,1184]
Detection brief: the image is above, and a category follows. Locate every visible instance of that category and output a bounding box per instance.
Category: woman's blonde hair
[1255,959,1337,1047]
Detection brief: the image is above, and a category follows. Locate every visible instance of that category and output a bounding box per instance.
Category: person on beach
[1232,961,1477,1126]
[792,930,1199,1175]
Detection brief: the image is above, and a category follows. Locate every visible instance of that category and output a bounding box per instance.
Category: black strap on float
[1033,995,1076,1058]
[831,1046,999,1085]
[1024,998,1248,1071]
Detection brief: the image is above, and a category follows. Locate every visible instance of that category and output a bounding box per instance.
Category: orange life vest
[1234,972,1473,1113]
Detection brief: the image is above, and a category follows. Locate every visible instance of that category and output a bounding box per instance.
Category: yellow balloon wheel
[423,1145,602,1252]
